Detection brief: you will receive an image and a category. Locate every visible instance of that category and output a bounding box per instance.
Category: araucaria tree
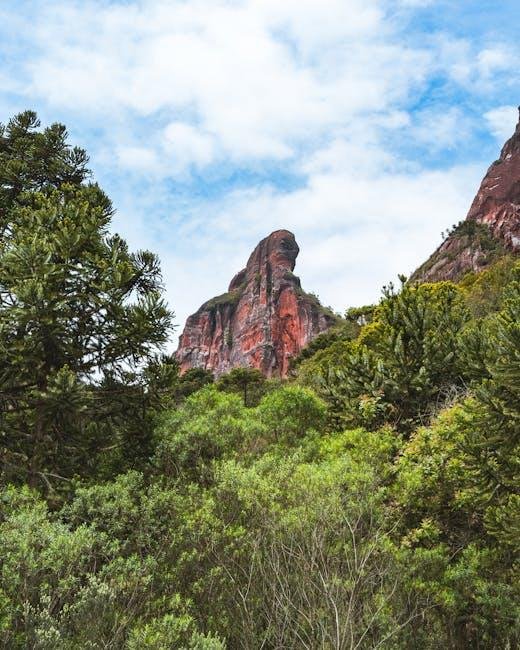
[0,112,173,490]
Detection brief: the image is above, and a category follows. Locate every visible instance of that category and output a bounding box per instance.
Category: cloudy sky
[1,0,519,343]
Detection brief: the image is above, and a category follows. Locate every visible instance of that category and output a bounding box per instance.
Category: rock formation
[413,108,520,282]
[176,230,338,378]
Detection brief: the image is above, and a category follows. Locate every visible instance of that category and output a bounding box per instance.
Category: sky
[0,0,519,345]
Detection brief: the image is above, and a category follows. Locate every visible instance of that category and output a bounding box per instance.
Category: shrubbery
[1,113,519,648]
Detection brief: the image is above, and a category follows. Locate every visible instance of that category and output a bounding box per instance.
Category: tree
[174,367,214,402]
[0,111,89,220]
[0,114,173,490]
[393,401,520,648]
[154,386,264,484]
[208,429,424,649]
[318,281,469,432]
[457,264,520,495]
[257,385,326,444]
[0,480,225,649]
[216,367,266,406]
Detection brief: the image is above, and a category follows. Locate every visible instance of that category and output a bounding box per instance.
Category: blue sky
[0,0,518,343]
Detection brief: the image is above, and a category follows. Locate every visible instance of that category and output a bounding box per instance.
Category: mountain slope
[413,108,520,282]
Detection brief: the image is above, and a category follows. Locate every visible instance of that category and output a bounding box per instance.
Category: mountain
[177,113,520,378]
[176,230,338,378]
[413,107,520,282]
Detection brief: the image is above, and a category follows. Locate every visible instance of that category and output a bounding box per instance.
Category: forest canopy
[0,113,519,649]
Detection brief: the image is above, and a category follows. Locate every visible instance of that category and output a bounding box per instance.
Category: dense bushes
[2,349,519,647]
[0,113,519,648]
[302,280,469,432]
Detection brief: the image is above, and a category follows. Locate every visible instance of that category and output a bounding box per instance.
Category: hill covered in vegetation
[0,112,519,649]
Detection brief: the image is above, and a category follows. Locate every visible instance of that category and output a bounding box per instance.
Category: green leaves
[257,385,326,443]
[0,109,518,648]
[0,114,173,490]
[317,281,470,432]
[0,111,90,206]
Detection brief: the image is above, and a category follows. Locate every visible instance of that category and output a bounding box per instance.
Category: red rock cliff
[176,230,338,377]
[413,108,520,282]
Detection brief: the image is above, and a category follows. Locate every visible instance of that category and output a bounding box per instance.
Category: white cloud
[410,107,473,150]
[433,37,518,91]
[477,47,514,78]
[397,0,434,6]
[20,1,514,176]
[484,105,518,142]
[2,0,517,345]
[252,0,384,52]
[116,146,161,173]
[25,0,431,169]
[163,122,216,171]
[300,135,396,177]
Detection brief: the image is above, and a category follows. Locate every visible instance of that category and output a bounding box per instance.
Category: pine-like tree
[0,113,173,491]
[321,280,469,431]
[460,265,520,496]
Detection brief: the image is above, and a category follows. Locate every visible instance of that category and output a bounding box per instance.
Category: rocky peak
[228,230,299,292]
[176,230,338,378]
[245,229,299,275]
[464,106,520,250]
[413,108,520,282]
[503,106,520,154]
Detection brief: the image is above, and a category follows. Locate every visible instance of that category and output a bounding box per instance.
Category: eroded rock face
[413,109,520,282]
[176,230,337,378]
[467,112,520,248]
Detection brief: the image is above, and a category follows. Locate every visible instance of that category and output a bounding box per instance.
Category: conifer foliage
[319,280,469,431]
[0,113,172,490]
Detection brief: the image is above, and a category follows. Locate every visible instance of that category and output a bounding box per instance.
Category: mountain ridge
[412,107,520,282]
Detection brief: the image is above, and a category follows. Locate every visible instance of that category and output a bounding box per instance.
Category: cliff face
[176,230,338,378]
[413,108,520,282]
